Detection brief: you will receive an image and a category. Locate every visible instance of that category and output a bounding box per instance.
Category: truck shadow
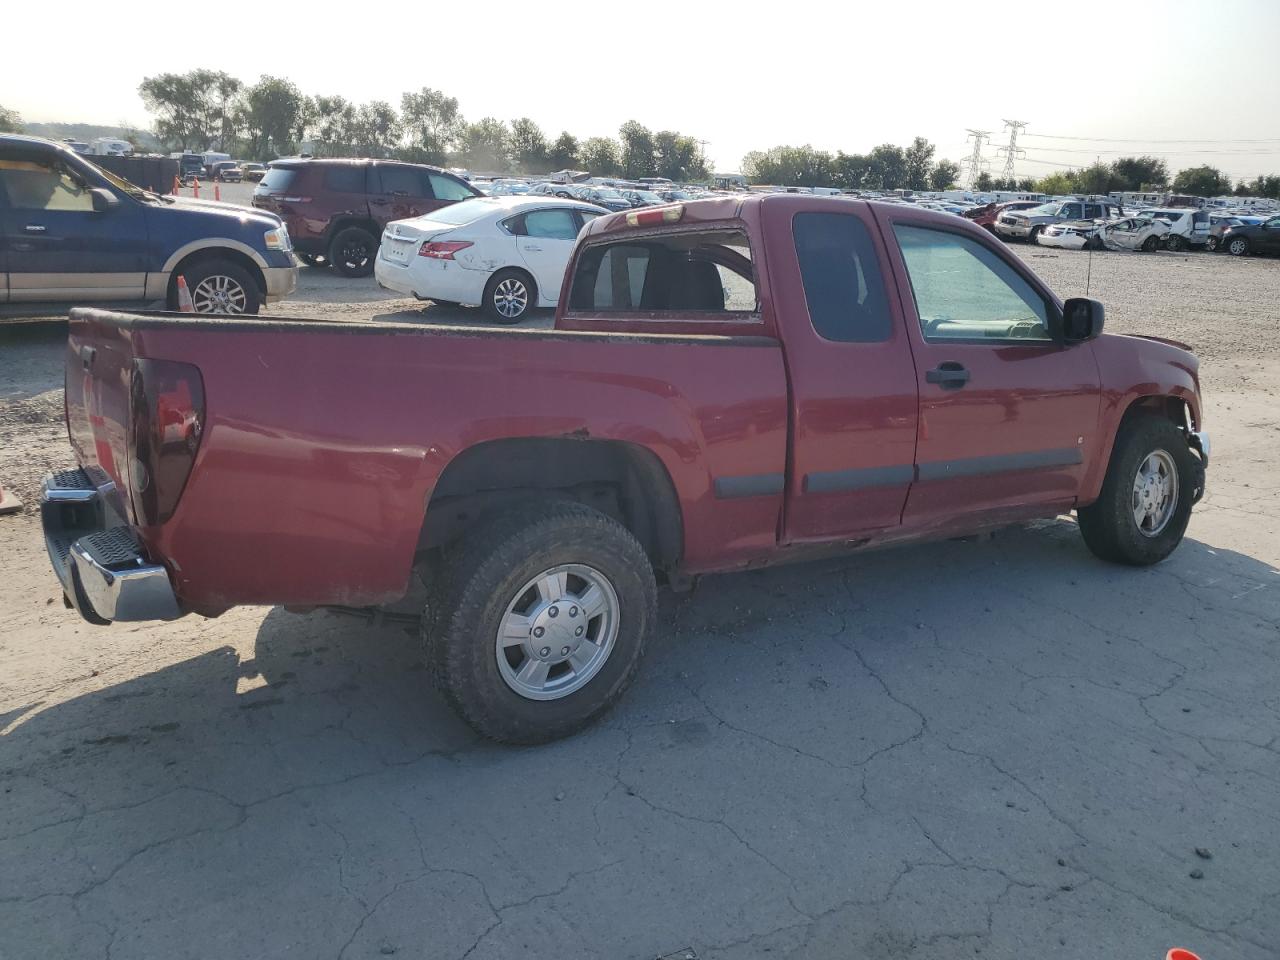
[3,518,1278,934]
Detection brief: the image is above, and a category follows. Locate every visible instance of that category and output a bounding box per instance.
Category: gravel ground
[1,238,1278,960]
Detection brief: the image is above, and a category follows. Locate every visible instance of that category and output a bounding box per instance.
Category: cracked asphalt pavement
[2,245,1279,959]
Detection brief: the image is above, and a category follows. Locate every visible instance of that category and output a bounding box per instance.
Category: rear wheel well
[167,248,266,303]
[419,438,683,576]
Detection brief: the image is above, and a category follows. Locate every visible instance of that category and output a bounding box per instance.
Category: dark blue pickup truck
[0,135,296,315]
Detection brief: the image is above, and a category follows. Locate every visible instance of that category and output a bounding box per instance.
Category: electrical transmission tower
[996,119,1028,183]
[961,129,993,188]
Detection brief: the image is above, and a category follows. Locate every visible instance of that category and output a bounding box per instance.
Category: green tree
[1172,165,1231,197]
[654,130,705,181]
[833,152,870,191]
[458,117,509,172]
[865,144,907,190]
[742,145,834,186]
[618,120,657,179]
[580,136,622,176]
[1074,161,1123,195]
[139,70,242,150]
[399,87,462,164]
[929,159,961,191]
[0,104,23,133]
[903,136,936,191]
[547,131,580,170]
[309,95,358,157]
[1111,155,1168,191]
[351,100,400,158]
[974,172,995,192]
[1034,171,1078,194]
[238,76,309,158]
[509,117,548,173]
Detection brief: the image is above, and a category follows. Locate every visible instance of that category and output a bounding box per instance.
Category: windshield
[1026,202,1061,216]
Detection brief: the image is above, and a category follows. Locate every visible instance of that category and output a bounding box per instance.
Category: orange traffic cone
[193,177,200,199]
[1167,950,1202,960]
[214,183,221,202]
[0,483,22,516]
[175,275,195,313]
[172,174,180,195]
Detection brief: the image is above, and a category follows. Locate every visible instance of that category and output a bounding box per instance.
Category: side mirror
[90,188,119,213]
[1061,297,1104,343]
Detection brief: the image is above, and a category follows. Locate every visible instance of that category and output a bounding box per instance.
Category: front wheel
[1165,235,1186,252]
[1226,236,1250,256]
[426,501,657,744]
[1027,226,1043,245]
[482,269,536,323]
[1077,416,1196,566]
[172,258,261,315]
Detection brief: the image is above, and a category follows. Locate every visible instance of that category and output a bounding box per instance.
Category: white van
[90,138,132,156]
[1137,208,1212,251]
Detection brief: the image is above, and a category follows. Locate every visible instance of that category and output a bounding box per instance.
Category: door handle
[926,362,970,389]
[24,224,47,233]
[523,245,542,252]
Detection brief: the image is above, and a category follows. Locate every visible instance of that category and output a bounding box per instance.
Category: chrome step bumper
[41,468,181,624]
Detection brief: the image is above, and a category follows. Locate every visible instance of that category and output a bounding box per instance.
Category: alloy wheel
[493,278,529,319]
[191,274,248,314]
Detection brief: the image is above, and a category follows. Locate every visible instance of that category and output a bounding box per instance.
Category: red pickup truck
[42,196,1208,743]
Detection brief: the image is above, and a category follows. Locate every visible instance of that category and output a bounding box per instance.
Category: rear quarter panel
[118,320,788,612]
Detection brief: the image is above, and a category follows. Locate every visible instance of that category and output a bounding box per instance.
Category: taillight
[128,359,205,526]
[625,204,684,227]
[419,240,474,260]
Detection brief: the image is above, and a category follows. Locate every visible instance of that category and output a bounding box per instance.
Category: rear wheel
[1165,234,1186,252]
[1077,416,1195,566]
[426,501,657,744]
[1204,236,1219,252]
[482,269,535,324]
[329,226,377,277]
[1141,234,1160,252]
[1226,236,1250,256]
[172,258,261,315]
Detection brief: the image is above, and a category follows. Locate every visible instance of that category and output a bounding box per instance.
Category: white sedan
[374,196,606,322]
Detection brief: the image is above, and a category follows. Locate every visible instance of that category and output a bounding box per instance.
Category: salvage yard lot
[2,246,1279,959]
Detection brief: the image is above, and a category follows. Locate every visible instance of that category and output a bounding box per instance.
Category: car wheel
[1204,236,1218,252]
[296,253,327,268]
[425,501,657,744]
[1077,415,1196,566]
[1027,226,1043,245]
[1166,235,1187,252]
[1226,237,1250,256]
[173,258,261,315]
[483,269,535,324]
[1141,235,1160,252]
[329,226,377,278]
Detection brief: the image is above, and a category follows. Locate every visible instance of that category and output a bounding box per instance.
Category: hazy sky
[5,0,1279,181]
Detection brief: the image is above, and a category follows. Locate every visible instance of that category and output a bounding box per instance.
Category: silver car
[995,199,1123,244]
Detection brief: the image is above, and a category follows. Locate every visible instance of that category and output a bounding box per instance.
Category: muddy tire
[1077,416,1196,566]
[426,501,656,744]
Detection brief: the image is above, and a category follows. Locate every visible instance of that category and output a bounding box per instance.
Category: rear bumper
[41,468,181,624]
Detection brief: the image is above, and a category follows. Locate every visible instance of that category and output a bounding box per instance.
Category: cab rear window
[568,230,757,315]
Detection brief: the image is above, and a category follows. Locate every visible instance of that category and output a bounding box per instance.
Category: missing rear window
[568,230,757,315]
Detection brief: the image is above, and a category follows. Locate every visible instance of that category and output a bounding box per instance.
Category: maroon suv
[251,159,481,277]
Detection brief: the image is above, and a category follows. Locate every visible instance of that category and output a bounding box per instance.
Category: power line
[1029,146,1280,157]
[996,119,1028,181]
[1025,133,1280,145]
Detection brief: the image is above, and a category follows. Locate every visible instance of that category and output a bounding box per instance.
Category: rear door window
[376,165,426,197]
[324,165,367,193]
[569,230,757,315]
[523,209,579,240]
[792,212,892,343]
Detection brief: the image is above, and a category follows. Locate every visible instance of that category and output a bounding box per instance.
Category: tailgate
[64,312,137,509]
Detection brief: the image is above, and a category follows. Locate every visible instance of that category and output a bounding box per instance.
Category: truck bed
[63,309,789,615]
